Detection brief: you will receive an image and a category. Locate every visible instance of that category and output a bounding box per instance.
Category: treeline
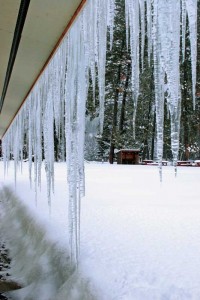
[85,0,200,162]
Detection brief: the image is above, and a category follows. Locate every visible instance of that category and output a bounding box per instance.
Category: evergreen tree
[85,0,200,163]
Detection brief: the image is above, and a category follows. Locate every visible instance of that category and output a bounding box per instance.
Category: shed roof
[116,149,140,153]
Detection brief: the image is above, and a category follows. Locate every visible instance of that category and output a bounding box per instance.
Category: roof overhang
[0,0,86,138]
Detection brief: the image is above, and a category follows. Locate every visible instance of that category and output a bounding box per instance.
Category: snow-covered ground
[0,161,200,299]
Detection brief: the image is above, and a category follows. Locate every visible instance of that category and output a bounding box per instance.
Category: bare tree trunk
[109,39,125,164]
[109,83,120,164]
[119,62,131,133]
[182,59,190,160]
[151,110,156,160]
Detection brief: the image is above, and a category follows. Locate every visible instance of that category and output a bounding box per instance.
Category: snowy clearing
[0,162,200,299]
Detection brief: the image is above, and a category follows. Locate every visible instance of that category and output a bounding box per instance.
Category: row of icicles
[2,0,197,265]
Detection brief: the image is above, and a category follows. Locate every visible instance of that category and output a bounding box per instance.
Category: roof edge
[2,0,87,138]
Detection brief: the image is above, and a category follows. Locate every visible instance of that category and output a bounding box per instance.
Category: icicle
[97,0,109,133]
[107,0,116,50]
[32,86,43,199]
[28,96,33,188]
[87,0,98,103]
[186,0,197,109]
[166,1,181,174]
[181,0,187,62]
[139,0,145,71]
[151,0,165,179]
[64,22,81,265]
[43,72,55,206]
[125,0,130,50]
[125,0,141,139]
[146,0,152,65]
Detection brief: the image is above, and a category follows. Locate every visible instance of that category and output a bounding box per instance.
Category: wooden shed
[116,149,140,165]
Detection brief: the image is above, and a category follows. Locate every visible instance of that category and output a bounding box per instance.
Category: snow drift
[1,163,200,299]
[0,186,96,300]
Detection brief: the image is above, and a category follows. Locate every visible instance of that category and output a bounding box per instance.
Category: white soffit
[0,0,85,138]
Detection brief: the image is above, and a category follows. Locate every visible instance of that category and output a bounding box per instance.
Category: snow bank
[1,163,200,299]
[0,186,96,300]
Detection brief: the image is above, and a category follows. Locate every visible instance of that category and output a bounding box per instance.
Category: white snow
[1,162,200,299]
